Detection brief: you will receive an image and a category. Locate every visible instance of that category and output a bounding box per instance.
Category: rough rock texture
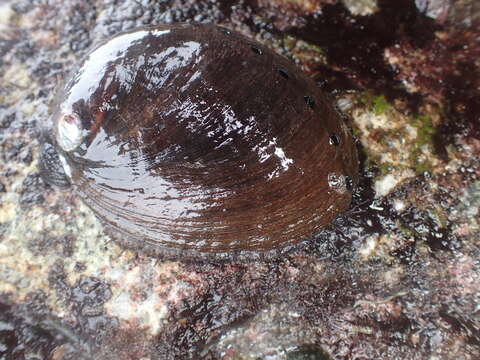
[0,0,478,359]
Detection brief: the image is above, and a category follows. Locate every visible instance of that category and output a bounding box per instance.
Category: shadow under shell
[50,23,359,256]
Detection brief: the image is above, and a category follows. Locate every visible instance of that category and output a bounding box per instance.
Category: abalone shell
[50,23,358,255]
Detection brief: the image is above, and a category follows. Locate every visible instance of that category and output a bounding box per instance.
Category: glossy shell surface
[52,24,358,254]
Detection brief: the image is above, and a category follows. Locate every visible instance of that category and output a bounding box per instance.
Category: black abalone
[42,24,359,256]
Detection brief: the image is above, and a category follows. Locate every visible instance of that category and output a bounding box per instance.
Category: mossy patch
[352,92,441,178]
[372,95,390,115]
[409,114,436,175]
[355,93,394,115]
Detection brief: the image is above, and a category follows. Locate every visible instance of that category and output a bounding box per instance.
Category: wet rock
[0,0,479,359]
[19,173,46,207]
[0,294,84,360]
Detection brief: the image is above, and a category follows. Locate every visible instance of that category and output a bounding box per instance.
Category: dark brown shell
[51,24,358,255]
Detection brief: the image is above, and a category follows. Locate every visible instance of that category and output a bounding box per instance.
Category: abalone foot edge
[99,222,323,263]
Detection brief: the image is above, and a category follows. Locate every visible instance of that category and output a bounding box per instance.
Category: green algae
[355,93,393,115]
[409,114,436,175]
[353,92,440,176]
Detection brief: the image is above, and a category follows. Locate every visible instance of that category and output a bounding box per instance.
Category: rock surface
[0,0,479,359]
